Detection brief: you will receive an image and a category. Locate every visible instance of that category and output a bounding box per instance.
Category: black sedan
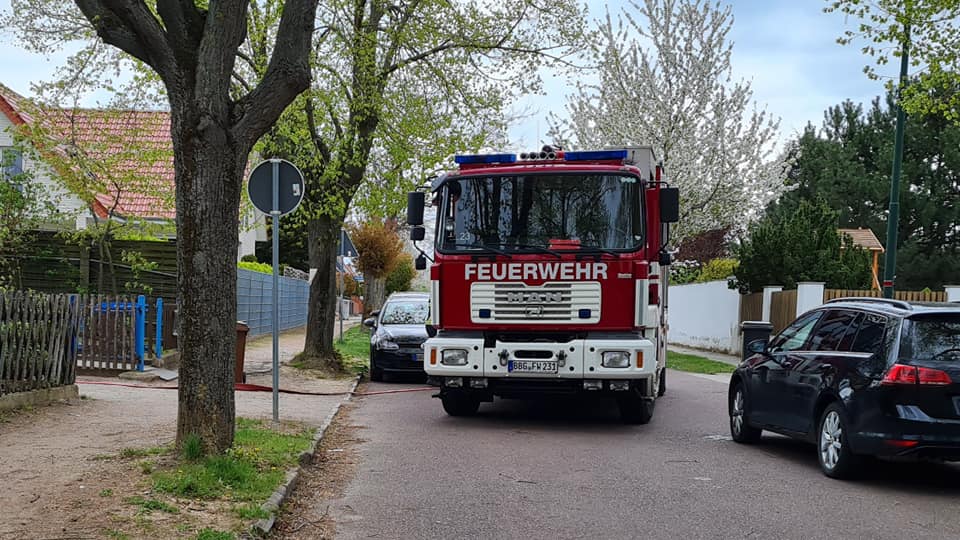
[729,298,960,479]
[364,292,430,381]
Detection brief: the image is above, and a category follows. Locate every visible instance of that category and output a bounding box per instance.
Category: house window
[1,146,24,192]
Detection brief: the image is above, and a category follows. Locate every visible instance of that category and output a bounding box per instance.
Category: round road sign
[247,159,305,215]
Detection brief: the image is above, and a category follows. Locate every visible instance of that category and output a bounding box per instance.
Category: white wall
[1,113,89,228]
[668,280,742,354]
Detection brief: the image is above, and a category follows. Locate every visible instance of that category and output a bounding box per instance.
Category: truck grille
[470,282,601,324]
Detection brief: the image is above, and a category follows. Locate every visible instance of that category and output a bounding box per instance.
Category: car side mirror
[660,187,679,224]
[371,310,380,317]
[363,317,377,329]
[747,339,768,355]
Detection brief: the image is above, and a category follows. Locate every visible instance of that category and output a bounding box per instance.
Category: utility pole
[882,23,910,299]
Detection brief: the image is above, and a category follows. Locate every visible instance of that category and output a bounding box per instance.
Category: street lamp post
[882,24,911,299]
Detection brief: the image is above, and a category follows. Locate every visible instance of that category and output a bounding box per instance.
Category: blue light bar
[564,150,628,162]
[455,153,517,165]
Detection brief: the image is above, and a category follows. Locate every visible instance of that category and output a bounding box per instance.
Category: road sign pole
[339,229,344,343]
[271,159,280,423]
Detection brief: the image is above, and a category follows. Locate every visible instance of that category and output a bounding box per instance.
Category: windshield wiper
[453,242,512,258]
[578,246,620,258]
[505,243,563,259]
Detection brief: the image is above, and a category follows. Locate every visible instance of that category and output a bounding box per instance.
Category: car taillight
[648,283,659,306]
[881,363,952,386]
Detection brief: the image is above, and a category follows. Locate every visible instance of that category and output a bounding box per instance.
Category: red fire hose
[76,379,432,397]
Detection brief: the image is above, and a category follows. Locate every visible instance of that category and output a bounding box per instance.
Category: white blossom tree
[551,0,789,242]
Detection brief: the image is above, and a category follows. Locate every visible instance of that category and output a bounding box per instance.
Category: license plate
[508,360,558,374]
[413,353,423,362]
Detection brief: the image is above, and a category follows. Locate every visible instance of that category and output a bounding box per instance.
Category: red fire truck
[406,146,679,423]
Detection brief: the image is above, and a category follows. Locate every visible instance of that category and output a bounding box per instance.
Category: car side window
[809,310,859,352]
[836,313,864,352]
[769,312,823,353]
[851,313,887,354]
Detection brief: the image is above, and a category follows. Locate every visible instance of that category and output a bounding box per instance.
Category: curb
[251,374,362,537]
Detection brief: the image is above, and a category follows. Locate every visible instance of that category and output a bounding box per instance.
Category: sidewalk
[243,317,362,374]
[0,324,359,539]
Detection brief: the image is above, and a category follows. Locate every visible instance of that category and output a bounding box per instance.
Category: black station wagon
[728,298,960,479]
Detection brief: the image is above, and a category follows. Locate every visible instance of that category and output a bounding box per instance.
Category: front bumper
[423,333,658,395]
[372,348,425,373]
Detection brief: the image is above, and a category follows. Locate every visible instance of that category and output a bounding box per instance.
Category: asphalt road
[327,370,960,540]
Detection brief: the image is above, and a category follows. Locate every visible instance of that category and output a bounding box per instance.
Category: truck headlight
[441,349,468,365]
[377,339,399,351]
[601,351,630,368]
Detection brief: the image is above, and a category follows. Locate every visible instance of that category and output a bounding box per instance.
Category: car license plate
[508,360,558,374]
[413,353,423,362]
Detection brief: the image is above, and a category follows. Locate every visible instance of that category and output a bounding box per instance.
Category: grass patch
[181,433,204,461]
[124,495,179,515]
[666,351,736,375]
[105,529,130,540]
[335,325,371,375]
[152,417,313,502]
[195,529,235,540]
[120,446,169,459]
[99,488,114,497]
[233,503,270,520]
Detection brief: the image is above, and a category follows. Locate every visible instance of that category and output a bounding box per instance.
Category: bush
[240,254,258,263]
[695,258,739,283]
[386,253,416,295]
[349,221,403,279]
[238,261,273,275]
[669,260,701,284]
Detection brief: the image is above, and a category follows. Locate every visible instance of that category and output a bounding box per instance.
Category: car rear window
[898,314,960,364]
[380,300,429,325]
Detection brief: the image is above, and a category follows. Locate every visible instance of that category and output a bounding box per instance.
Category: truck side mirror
[415,254,427,270]
[410,226,425,241]
[660,187,679,224]
[407,191,425,226]
[659,251,672,266]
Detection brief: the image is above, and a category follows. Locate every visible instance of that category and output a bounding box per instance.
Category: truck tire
[657,368,666,397]
[618,396,654,424]
[441,392,481,417]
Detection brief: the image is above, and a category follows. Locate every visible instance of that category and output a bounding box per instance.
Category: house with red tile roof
[0,83,264,260]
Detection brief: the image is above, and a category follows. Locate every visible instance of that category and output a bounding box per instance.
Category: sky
[0,0,894,151]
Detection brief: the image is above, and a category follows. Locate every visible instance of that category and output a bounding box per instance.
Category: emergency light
[454,153,517,164]
[563,149,628,161]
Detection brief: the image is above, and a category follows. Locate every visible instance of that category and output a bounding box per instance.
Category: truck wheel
[657,368,666,397]
[618,396,654,424]
[441,392,480,417]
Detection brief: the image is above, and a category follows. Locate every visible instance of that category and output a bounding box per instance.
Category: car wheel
[618,395,655,424]
[441,392,480,416]
[657,368,667,397]
[729,383,762,443]
[818,403,860,479]
[369,347,384,382]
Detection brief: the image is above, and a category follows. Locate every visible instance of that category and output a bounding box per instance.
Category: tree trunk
[364,276,386,317]
[173,111,246,454]
[301,213,344,372]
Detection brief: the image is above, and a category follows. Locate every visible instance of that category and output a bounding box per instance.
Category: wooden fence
[76,295,143,372]
[770,289,798,334]
[0,292,80,396]
[739,292,763,323]
[824,289,947,303]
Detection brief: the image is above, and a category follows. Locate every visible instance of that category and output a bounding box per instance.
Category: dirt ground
[0,325,359,540]
[272,402,365,540]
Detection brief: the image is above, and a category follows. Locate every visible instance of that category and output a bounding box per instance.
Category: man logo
[524,305,544,318]
[506,291,563,303]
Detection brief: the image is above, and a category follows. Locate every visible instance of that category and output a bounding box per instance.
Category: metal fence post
[155,298,164,359]
[135,295,146,371]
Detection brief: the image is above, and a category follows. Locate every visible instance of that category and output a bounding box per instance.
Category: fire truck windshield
[438,173,643,253]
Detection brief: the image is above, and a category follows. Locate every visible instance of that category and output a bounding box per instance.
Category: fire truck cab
[406,147,679,423]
